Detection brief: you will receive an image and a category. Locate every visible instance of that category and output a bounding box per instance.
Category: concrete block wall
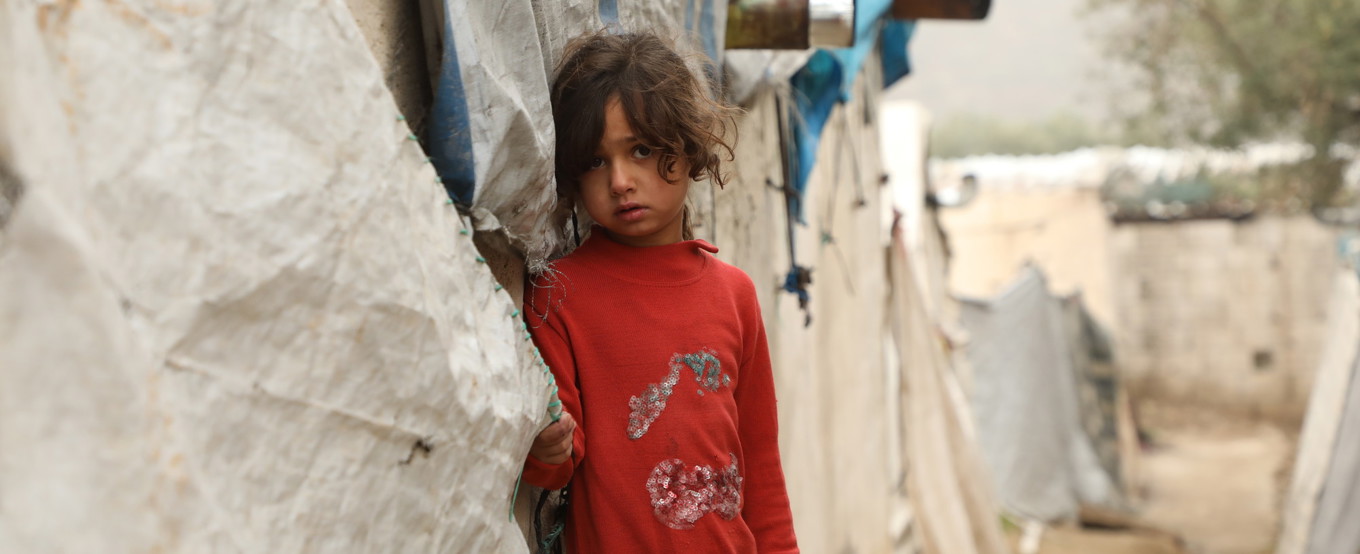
[1111,217,1341,423]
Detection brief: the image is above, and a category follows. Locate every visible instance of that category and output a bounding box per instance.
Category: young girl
[521,32,800,553]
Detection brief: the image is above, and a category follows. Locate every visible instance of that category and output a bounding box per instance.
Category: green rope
[510,470,523,522]
[540,522,565,551]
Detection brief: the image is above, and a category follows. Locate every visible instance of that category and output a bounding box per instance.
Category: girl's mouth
[617,203,647,222]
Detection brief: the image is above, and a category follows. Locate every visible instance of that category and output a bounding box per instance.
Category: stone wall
[1111,217,1342,423]
[940,179,1344,424]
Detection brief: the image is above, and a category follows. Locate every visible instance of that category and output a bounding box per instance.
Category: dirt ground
[1134,401,1294,554]
[1015,400,1296,554]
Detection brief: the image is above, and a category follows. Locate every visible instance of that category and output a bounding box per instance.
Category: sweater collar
[572,227,718,285]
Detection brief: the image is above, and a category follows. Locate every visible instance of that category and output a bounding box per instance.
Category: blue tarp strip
[786,0,911,222]
[699,0,720,64]
[599,0,619,25]
[428,13,477,205]
[881,19,916,89]
[788,50,843,224]
[429,0,910,215]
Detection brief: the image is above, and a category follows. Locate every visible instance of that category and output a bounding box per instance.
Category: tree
[1090,0,1360,209]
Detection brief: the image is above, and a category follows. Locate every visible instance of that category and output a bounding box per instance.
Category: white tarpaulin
[1277,269,1360,554]
[0,1,554,551]
[429,0,725,270]
[889,225,1011,554]
[959,268,1119,522]
[710,70,1009,553]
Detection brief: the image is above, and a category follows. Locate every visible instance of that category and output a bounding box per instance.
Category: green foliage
[1088,0,1360,208]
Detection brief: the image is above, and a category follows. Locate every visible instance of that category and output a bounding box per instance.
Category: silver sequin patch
[627,350,730,439]
[680,349,730,396]
[626,360,681,440]
[645,453,743,530]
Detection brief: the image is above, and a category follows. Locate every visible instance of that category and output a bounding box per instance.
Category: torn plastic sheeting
[684,0,725,91]
[723,50,817,107]
[428,8,477,205]
[788,49,844,224]
[1305,350,1360,554]
[1277,271,1360,554]
[0,1,552,551]
[429,0,574,267]
[786,0,899,222]
[428,0,726,268]
[599,0,619,25]
[880,19,915,89]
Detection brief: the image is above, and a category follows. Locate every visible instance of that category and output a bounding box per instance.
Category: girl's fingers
[559,412,576,431]
[548,420,571,441]
[540,440,572,463]
[529,413,576,463]
[535,420,574,446]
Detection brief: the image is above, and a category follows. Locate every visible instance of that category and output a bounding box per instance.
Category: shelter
[1276,268,1360,554]
[959,268,1126,523]
[1,1,1008,552]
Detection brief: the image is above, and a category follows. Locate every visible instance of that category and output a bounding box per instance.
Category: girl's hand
[529,412,576,464]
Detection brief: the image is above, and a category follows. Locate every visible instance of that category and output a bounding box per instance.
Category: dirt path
[1134,415,1291,554]
[1020,402,1295,554]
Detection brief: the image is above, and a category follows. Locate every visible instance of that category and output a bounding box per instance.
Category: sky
[885,0,1129,126]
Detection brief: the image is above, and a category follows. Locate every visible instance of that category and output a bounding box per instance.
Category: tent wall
[712,70,1007,550]
[0,1,1010,552]
[713,58,900,554]
[0,2,552,551]
[1277,270,1360,554]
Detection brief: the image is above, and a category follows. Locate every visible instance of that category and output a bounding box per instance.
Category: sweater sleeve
[734,298,800,553]
[521,292,586,491]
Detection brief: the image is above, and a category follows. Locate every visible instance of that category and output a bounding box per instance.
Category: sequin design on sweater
[645,453,743,529]
[681,349,729,395]
[627,348,729,440]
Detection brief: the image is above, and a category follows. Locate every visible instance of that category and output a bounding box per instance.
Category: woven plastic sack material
[0,2,554,551]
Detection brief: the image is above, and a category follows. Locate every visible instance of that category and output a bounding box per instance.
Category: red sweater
[522,231,799,553]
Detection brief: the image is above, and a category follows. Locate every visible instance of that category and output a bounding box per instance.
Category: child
[521,31,800,553]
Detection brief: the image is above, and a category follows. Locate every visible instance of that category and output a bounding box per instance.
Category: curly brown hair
[551,32,737,202]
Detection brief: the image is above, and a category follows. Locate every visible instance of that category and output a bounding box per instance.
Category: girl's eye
[632,145,653,159]
[587,157,604,170]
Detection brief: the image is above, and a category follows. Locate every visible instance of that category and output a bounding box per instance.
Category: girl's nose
[609,163,636,196]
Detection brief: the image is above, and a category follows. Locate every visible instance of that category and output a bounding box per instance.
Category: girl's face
[577,98,689,248]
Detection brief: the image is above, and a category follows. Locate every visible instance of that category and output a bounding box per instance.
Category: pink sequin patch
[645,453,743,530]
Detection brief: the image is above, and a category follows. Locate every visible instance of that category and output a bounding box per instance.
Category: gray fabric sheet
[960,267,1118,522]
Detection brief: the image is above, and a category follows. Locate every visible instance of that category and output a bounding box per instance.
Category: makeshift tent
[889,222,1012,554]
[709,81,1009,551]
[959,268,1123,522]
[2,0,1006,552]
[1059,294,1125,490]
[1277,269,1360,554]
[423,0,729,271]
[0,2,554,551]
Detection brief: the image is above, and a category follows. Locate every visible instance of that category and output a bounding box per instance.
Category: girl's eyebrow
[602,135,641,147]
